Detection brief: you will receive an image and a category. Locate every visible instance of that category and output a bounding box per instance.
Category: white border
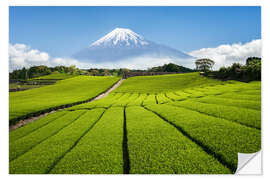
[1,0,269,179]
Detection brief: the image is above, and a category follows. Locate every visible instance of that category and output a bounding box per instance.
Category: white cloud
[189,39,261,69]
[9,43,195,71]
[9,39,261,72]
[9,44,50,71]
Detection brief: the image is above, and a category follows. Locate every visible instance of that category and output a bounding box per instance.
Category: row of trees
[10,65,82,80]
[217,57,261,81]
[195,57,261,81]
[10,63,194,80]
[148,63,194,73]
[10,57,261,82]
[9,65,133,80]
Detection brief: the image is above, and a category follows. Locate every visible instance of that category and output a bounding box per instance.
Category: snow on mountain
[90,28,149,47]
[72,28,194,64]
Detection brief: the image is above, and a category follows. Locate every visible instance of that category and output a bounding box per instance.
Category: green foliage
[9,111,68,142]
[9,76,120,124]
[50,107,124,174]
[217,93,261,101]
[127,93,148,106]
[142,94,157,105]
[9,72,261,174]
[115,72,223,93]
[148,63,194,72]
[246,57,261,66]
[216,57,261,81]
[10,65,82,80]
[169,100,261,129]
[195,58,215,72]
[195,96,260,110]
[10,109,104,174]
[126,106,230,174]
[146,104,261,172]
[156,93,172,104]
[32,73,78,80]
[9,110,86,161]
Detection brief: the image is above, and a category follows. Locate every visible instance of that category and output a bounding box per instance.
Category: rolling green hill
[9,76,120,124]
[9,72,260,174]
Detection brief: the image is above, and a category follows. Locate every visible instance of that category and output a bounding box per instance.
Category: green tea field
[9,72,261,174]
[9,76,120,124]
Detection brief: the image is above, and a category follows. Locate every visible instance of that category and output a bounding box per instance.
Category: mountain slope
[72,28,193,63]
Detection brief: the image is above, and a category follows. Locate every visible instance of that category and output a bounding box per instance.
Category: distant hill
[147,63,194,73]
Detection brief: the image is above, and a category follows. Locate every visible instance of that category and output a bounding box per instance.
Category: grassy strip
[173,91,190,100]
[216,93,261,101]
[9,109,105,174]
[126,93,141,105]
[50,107,124,174]
[126,106,230,174]
[115,72,225,93]
[9,110,86,161]
[169,100,261,129]
[166,92,185,101]
[127,93,147,106]
[183,89,205,98]
[195,96,261,110]
[32,73,78,80]
[10,76,120,123]
[142,94,156,106]
[191,81,260,96]
[67,93,124,110]
[146,104,261,172]
[112,93,133,107]
[156,93,172,104]
[239,90,261,95]
[9,111,67,142]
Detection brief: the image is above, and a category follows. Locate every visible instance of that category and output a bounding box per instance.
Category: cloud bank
[189,39,261,69]
[9,39,261,72]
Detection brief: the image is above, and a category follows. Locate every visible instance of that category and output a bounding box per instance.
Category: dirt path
[94,79,124,100]
[9,79,125,131]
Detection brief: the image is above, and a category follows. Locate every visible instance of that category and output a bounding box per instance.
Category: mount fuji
[72,28,194,66]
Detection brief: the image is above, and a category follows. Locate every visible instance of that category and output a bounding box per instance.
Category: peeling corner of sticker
[235,150,262,175]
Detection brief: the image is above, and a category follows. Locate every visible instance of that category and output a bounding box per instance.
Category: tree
[246,57,261,66]
[91,69,99,76]
[68,65,77,74]
[195,59,215,72]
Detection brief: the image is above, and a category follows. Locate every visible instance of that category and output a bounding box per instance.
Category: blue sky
[9,6,261,58]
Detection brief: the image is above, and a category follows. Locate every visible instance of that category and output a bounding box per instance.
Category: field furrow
[9,109,105,174]
[156,93,172,104]
[182,89,205,98]
[142,94,157,105]
[127,93,147,106]
[50,107,124,174]
[145,104,261,172]
[168,100,261,129]
[112,93,133,106]
[173,91,190,100]
[9,111,68,142]
[194,96,261,110]
[9,72,261,174]
[126,106,231,174]
[216,93,261,101]
[9,76,120,124]
[9,110,86,161]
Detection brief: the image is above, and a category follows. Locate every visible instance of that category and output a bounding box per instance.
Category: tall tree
[195,59,215,72]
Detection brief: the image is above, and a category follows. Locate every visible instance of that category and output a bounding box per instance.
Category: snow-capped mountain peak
[90,28,149,47]
[72,28,194,63]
